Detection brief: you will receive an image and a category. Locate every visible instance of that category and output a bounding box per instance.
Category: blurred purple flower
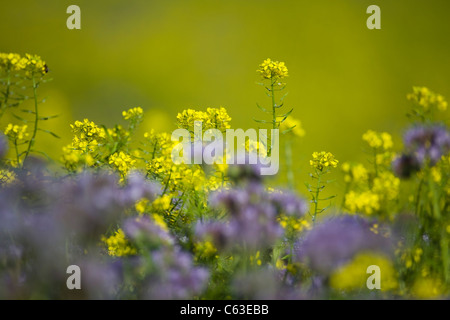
[294,215,392,275]
[145,247,209,299]
[268,189,308,217]
[123,216,174,248]
[403,125,450,166]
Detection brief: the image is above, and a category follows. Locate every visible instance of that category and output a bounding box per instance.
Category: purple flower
[403,125,450,166]
[145,247,209,299]
[294,215,392,275]
[123,216,174,248]
[268,189,308,217]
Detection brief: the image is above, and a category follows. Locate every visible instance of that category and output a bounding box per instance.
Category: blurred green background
[1,0,449,195]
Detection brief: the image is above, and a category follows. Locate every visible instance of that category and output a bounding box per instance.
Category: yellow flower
[102,229,137,257]
[341,162,368,184]
[407,86,447,112]
[176,107,231,134]
[152,194,172,211]
[194,241,218,261]
[122,107,144,121]
[0,52,47,75]
[362,130,393,150]
[345,190,380,215]
[109,151,136,176]
[4,123,29,142]
[310,151,339,171]
[249,251,262,266]
[330,252,398,292]
[373,171,400,201]
[70,119,106,152]
[257,58,288,81]
[61,145,95,171]
[0,169,16,184]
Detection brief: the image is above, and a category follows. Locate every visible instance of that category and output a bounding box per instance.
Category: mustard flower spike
[257,58,288,81]
[310,151,339,171]
[122,107,144,121]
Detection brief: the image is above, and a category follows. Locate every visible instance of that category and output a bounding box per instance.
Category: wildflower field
[1,50,450,300]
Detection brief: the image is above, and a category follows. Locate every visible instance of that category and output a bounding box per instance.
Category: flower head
[122,107,144,121]
[407,86,447,112]
[257,58,288,81]
[0,53,47,76]
[362,130,393,150]
[403,125,450,166]
[309,151,339,171]
[4,123,29,142]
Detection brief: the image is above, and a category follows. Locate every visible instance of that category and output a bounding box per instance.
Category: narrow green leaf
[38,128,60,139]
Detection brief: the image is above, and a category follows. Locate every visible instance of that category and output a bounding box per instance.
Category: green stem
[23,75,39,166]
[14,138,20,166]
[0,69,11,119]
[414,177,424,216]
[268,80,276,156]
[312,170,322,225]
[373,148,378,178]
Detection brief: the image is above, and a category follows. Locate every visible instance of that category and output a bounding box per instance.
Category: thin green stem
[312,170,322,225]
[23,75,39,166]
[268,80,277,156]
[0,69,11,119]
[14,139,20,166]
[373,148,378,178]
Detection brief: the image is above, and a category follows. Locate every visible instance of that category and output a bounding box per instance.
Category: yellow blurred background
[1,0,449,197]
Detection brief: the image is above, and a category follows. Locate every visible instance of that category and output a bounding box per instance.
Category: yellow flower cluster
[151,194,172,211]
[362,130,393,150]
[399,247,424,269]
[61,145,95,171]
[4,123,28,142]
[70,119,106,152]
[249,251,262,266]
[330,252,398,292]
[373,171,400,201]
[176,107,231,133]
[122,107,144,121]
[407,86,447,112]
[194,241,218,261]
[345,190,380,215]
[310,151,339,171]
[341,162,368,184]
[0,52,48,76]
[102,229,137,257]
[0,169,16,184]
[279,215,311,234]
[109,151,136,176]
[279,116,305,138]
[257,58,288,81]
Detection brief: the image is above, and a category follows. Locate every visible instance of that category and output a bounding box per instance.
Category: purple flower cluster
[144,247,209,299]
[393,125,450,178]
[196,181,308,251]
[0,160,198,299]
[294,215,393,275]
